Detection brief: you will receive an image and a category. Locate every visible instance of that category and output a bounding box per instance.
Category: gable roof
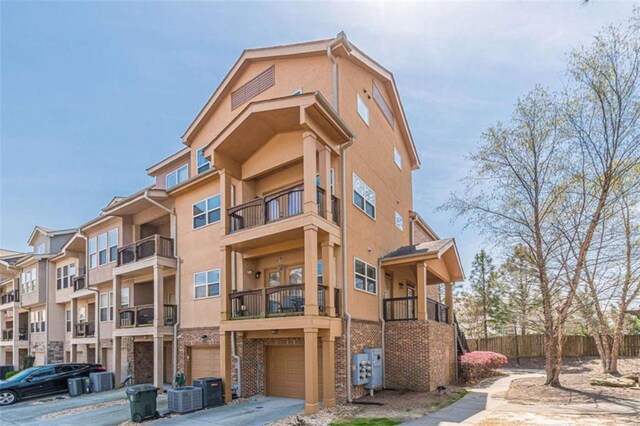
[181,32,420,169]
[27,226,76,246]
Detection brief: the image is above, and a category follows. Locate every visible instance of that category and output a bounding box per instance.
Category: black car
[0,363,106,405]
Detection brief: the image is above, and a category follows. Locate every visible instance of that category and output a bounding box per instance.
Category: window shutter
[231,65,275,110]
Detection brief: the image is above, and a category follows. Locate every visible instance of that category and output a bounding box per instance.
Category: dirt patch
[507,357,640,405]
[478,411,638,425]
[269,387,469,425]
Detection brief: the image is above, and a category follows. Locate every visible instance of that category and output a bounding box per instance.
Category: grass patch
[449,389,470,403]
[330,418,401,426]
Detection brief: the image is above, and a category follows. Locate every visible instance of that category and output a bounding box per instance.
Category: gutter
[143,190,180,382]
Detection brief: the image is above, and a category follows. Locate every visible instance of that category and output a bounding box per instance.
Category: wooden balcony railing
[74,321,95,338]
[383,296,417,321]
[427,298,449,323]
[230,284,334,319]
[117,235,174,267]
[228,186,340,232]
[1,330,13,341]
[117,304,177,328]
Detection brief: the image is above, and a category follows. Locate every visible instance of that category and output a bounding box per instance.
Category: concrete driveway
[0,388,303,426]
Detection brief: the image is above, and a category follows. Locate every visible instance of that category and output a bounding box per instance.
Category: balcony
[117,235,174,267]
[1,330,12,341]
[229,284,339,319]
[228,186,339,233]
[73,270,87,291]
[74,321,95,338]
[0,290,18,305]
[383,297,449,323]
[117,304,177,328]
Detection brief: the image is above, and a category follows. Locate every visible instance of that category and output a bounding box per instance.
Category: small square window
[395,212,404,231]
[197,147,211,174]
[357,94,369,125]
[394,147,402,169]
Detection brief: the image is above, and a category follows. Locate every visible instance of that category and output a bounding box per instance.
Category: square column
[321,241,336,316]
[113,336,122,387]
[303,132,318,214]
[153,336,164,389]
[304,225,319,316]
[445,282,453,324]
[219,331,233,402]
[417,262,427,321]
[153,266,165,327]
[322,336,336,407]
[318,146,332,219]
[220,247,232,320]
[70,298,78,338]
[70,344,78,363]
[113,276,122,329]
[304,327,319,414]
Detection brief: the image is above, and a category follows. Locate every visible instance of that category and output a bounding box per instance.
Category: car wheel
[0,390,18,406]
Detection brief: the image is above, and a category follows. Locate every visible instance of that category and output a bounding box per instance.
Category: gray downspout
[143,191,179,383]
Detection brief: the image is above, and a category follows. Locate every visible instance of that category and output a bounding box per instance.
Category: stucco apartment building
[0,33,464,414]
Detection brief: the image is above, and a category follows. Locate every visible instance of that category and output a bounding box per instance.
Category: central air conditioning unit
[89,372,114,392]
[168,386,203,414]
[193,377,223,408]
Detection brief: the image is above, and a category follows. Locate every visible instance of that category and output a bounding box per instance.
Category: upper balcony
[382,296,450,323]
[229,185,339,233]
[0,289,19,306]
[114,234,176,276]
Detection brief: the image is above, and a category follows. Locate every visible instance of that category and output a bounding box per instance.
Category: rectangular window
[65,310,71,333]
[108,228,118,263]
[166,165,188,189]
[394,147,402,169]
[288,266,303,284]
[99,292,113,322]
[357,94,369,126]
[196,147,211,174]
[31,310,45,333]
[21,268,37,293]
[317,260,324,285]
[194,269,220,299]
[35,243,45,254]
[56,267,62,290]
[89,237,97,268]
[193,194,221,229]
[352,174,376,219]
[98,233,107,266]
[56,264,75,290]
[354,258,377,294]
[121,287,130,308]
[267,270,281,287]
[395,211,404,231]
[69,264,76,283]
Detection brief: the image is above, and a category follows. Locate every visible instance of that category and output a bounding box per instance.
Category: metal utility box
[351,353,371,386]
[67,378,84,396]
[126,384,159,423]
[168,386,203,414]
[193,377,223,408]
[364,348,383,389]
[90,372,114,392]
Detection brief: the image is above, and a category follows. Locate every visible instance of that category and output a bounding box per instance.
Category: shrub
[4,370,18,380]
[460,351,507,384]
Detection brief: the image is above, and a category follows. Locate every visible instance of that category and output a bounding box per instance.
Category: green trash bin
[125,384,160,423]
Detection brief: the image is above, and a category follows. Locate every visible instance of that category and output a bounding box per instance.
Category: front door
[407,284,416,319]
[384,274,393,299]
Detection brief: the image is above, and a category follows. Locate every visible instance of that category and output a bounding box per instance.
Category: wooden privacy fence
[467,334,640,358]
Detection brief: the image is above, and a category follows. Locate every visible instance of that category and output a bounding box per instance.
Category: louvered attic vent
[231,65,275,110]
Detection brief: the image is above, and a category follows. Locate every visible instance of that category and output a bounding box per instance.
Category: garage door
[189,346,220,384]
[266,345,323,399]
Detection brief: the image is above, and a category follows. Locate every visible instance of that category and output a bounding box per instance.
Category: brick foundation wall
[349,319,382,399]
[428,322,455,390]
[47,341,64,364]
[385,321,430,391]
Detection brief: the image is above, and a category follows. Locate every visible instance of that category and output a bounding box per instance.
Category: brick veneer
[133,342,153,384]
[176,327,220,374]
[47,341,64,364]
[348,319,382,399]
[427,321,456,389]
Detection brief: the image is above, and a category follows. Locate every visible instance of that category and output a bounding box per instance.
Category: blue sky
[0,1,636,276]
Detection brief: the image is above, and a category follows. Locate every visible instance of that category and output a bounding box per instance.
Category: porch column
[220,331,233,402]
[113,336,122,388]
[321,241,335,317]
[318,146,332,220]
[304,225,319,316]
[153,335,164,389]
[153,265,165,327]
[70,297,78,337]
[219,170,233,235]
[445,282,453,324]
[220,246,232,321]
[113,276,122,330]
[11,306,19,368]
[70,344,78,363]
[322,335,336,407]
[417,262,427,321]
[304,327,319,414]
[303,131,318,214]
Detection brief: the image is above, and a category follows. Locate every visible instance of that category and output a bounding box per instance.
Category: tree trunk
[544,329,562,386]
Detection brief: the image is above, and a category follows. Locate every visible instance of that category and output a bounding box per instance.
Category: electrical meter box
[351,353,372,386]
[364,348,383,389]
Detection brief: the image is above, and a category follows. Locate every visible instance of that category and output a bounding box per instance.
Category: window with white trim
[196,147,211,174]
[354,258,377,294]
[357,94,369,125]
[108,229,118,263]
[315,169,335,194]
[99,291,114,322]
[193,195,221,229]
[56,264,76,290]
[352,174,376,219]
[194,269,220,299]
[121,287,130,308]
[394,147,402,169]
[65,310,71,333]
[30,309,45,333]
[317,260,324,285]
[89,237,97,268]
[98,233,107,266]
[20,267,37,294]
[35,243,45,254]
[166,165,188,189]
[395,212,404,231]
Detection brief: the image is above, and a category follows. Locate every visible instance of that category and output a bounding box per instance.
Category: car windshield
[3,367,39,382]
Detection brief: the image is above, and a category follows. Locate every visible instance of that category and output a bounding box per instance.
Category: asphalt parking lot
[0,388,304,425]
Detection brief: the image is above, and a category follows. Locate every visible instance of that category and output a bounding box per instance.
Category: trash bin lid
[67,378,83,383]
[126,384,159,394]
